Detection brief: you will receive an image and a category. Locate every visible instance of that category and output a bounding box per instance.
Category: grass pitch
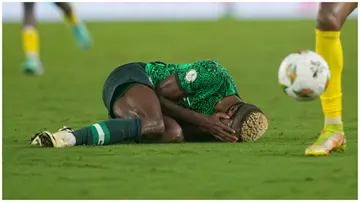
[2,20,358,199]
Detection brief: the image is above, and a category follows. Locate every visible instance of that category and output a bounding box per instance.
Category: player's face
[230,112,243,140]
[227,104,241,118]
[222,103,243,139]
[215,95,244,117]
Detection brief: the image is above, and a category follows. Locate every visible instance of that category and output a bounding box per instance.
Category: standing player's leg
[54,2,92,49]
[221,2,237,19]
[22,2,43,76]
[305,2,357,156]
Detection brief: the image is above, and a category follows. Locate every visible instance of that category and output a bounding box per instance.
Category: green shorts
[102,62,154,118]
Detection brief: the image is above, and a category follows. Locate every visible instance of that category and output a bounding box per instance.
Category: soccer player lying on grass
[30,60,268,147]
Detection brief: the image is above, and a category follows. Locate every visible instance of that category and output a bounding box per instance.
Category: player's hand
[202,113,238,143]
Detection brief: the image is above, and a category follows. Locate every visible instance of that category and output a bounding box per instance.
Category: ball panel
[286,64,297,84]
[278,50,330,101]
[292,88,315,98]
[280,84,288,94]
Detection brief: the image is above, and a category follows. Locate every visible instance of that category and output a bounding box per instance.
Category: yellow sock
[23,26,39,57]
[64,12,79,25]
[316,29,343,125]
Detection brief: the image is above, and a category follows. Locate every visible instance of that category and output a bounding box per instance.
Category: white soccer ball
[278,50,330,101]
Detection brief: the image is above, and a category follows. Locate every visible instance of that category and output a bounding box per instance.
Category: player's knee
[172,130,184,143]
[54,2,73,15]
[142,118,165,135]
[317,10,341,31]
[161,116,184,143]
[166,125,184,143]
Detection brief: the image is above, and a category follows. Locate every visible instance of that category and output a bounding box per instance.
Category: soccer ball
[278,50,330,101]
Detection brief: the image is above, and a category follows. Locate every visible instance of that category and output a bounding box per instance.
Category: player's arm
[156,74,237,142]
[156,76,206,126]
[177,121,218,142]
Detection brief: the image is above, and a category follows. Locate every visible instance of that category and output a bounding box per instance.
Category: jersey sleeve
[176,60,223,95]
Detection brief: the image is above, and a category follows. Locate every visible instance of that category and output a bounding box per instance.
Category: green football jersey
[144,60,240,115]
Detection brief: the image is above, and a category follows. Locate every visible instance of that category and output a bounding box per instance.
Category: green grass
[2,20,358,199]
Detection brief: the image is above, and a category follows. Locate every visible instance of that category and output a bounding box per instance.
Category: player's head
[227,103,268,142]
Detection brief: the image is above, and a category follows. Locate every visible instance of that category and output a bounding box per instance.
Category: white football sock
[56,131,76,146]
[325,117,342,125]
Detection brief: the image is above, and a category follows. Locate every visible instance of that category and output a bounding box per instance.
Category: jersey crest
[185,69,197,83]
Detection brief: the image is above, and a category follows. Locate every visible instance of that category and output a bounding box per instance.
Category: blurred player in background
[305,2,357,156]
[22,2,92,76]
[221,2,237,19]
[29,60,268,147]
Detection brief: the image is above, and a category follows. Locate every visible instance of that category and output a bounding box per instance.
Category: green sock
[72,118,142,146]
